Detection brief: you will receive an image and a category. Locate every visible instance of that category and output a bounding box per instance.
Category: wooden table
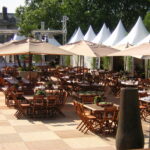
[77,91,101,104]
[24,94,66,117]
[139,96,150,121]
[83,104,104,112]
[4,77,18,84]
[140,96,150,103]
[121,80,138,87]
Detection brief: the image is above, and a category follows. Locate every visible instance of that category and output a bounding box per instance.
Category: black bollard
[116,88,144,150]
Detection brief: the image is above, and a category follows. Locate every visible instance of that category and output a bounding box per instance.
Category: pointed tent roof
[48,36,61,46]
[68,27,84,44]
[13,34,26,41]
[84,25,96,41]
[104,20,127,46]
[117,16,149,46]
[137,34,150,45]
[68,29,77,43]
[92,23,111,44]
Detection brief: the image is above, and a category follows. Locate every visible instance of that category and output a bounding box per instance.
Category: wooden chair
[80,95,95,104]
[46,95,58,117]
[31,95,45,118]
[4,86,17,107]
[139,101,150,121]
[98,106,119,134]
[13,93,31,119]
[138,92,149,120]
[55,90,68,116]
[75,102,99,134]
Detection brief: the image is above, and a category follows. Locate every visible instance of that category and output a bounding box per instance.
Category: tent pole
[131,57,134,78]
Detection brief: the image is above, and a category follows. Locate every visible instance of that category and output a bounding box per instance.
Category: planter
[116,88,144,150]
[19,71,39,80]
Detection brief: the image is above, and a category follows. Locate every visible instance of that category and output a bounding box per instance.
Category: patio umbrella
[60,40,119,73]
[109,42,150,59]
[0,38,75,56]
[60,40,119,57]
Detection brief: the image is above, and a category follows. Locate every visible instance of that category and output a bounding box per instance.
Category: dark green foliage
[144,12,150,32]
[35,89,46,96]
[94,96,102,104]
[16,0,150,39]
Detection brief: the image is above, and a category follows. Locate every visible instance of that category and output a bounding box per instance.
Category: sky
[0,0,25,13]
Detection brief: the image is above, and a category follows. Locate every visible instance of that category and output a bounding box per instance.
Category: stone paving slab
[0,92,149,150]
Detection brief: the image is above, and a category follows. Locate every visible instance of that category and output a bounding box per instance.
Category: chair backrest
[75,102,85,119]
[33,95,45,105]
[81,95,95,104]
[46,95,58,105]
[103,106,118,121]
[54,90,68,109]
[73,100,78,113]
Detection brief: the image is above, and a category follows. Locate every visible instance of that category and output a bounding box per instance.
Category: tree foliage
[16,0,150,39]
[144,12,150,32]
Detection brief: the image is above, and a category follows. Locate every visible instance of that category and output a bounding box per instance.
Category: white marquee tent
[84,25,96,41]
[4,33,26,66]
[84,25,96,68]
[48,36,61,46]
[104,20,127,46]
[68,27,84,66]
[116,16,149,47]
[13,34,26,41]
[68,27,84,44]
[67,29,77,44]
[137,34,150,45]
[92,23,111,44]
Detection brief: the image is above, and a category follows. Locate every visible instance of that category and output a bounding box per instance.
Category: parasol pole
[148,120,150,148]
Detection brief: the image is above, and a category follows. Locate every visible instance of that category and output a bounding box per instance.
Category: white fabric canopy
[84,25,96,41]
[68,27,84,66]
[67,29,77,44]
[104,20,127,46]
[84,25,96,68]
[117,16,149,47]
[13,34,26,41]
[68,27,84,44]
[48,36,61,46]
[137,34,150,45]
[92,23,111,44]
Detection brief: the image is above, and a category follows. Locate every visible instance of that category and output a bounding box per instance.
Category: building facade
[0,7,17,43]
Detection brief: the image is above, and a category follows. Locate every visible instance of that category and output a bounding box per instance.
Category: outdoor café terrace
[0,64,149,149]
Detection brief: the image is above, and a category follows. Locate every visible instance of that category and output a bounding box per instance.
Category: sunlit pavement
[0,92,149,150]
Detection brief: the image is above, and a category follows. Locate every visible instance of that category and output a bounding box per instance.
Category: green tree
[16,0,150,38]
[144,12,150,32]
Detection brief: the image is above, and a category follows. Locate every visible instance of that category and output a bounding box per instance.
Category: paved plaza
[0,92,149,150]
